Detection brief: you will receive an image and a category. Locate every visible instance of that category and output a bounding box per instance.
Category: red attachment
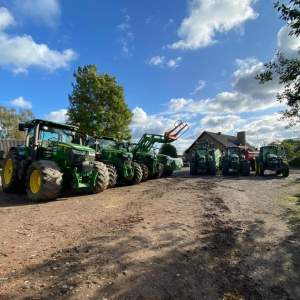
[164,120,189,142]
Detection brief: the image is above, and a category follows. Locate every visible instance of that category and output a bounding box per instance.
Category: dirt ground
[0,169,300,300]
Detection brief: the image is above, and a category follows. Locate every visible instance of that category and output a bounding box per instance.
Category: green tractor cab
[221,146,250,176]
[86,136,143,187]
[256,145,289,177]
[190,142,221,176]
[1,119,109,201]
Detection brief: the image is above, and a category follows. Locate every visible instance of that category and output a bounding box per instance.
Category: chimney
[237,131,246,146]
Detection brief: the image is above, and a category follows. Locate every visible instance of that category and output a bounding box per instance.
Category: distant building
[184,131,255,160]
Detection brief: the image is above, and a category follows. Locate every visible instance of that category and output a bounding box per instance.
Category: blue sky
[0,0,299,152]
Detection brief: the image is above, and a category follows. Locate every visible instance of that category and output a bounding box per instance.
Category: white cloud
[0,7,76,73]
[131,107,176,140]
[238,114,300,146]
[168,57,283,115]
[277,25,300,59]
[118,12,134,55]
[148,56,182,69]
[14,0,60,27]
[191,80,206,95]
[45,109,68,123]
[0,7,15,30]
[200,114,242,133]
[10,96,32,109]
[169,0,258,50]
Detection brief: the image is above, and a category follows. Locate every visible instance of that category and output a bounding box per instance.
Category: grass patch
[281,193,300,229]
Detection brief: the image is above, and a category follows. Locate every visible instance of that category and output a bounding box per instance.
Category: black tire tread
[1,149,21,193]
[106,164,118,188]
[92,162,109,193]
[26,160,63,202]
[131,162,143,184]
[140,163,149,181]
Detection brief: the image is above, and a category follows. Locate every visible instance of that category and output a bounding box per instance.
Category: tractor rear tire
[282,165,289,177]
[91,162,109,193]
[26,160,63,202]
[190,160,197,175]
[131,162,143,185]
[241,161,250,176]
[208,161,217,176]
[140,164,149,181]
[1,150,22,193]
[106,164,118,188]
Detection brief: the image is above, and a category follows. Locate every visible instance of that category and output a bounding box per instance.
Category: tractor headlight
[72,149,85,156]
[87,151,95,158]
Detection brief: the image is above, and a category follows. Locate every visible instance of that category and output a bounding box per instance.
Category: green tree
[257,1,300,125]
[67,65,133,140]
[0,105,34,139]
[159,143,178,158]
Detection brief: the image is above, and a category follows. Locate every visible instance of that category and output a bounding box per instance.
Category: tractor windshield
[98,139,117,150]
[263,147,285,157]
[39,126,79,144]
[228,148,240,155]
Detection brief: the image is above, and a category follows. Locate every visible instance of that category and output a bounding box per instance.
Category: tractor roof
[24,119,78,131]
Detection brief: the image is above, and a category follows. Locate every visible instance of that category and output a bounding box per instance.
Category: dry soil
[0,169,300,300]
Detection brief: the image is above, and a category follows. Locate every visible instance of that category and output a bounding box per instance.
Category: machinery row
[1,119,188,201]
[189,142,289,177]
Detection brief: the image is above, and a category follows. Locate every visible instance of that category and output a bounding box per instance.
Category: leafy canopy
[67,65,133,140]
[159,143,178,158]
[0,106,34,139]
[257,1,300,125]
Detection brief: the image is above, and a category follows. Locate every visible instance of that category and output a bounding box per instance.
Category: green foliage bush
[159,143,178,158]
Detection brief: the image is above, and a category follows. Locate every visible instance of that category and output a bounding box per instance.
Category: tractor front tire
[106,164,118,188]
[222,163,229,176]
[1,150,22,193]
[131,162,143,185]
[163,169,173,177]
[259,165,265,176]
[91,162,109,193]
[153,163,164,179]
[26,160,63,202]
[282,165,289,177]
[140,164,149,181]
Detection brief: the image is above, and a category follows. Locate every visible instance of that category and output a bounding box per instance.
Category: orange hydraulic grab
[164,120,189,142]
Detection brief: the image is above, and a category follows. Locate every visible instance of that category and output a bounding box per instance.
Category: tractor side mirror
[18,123,25,131]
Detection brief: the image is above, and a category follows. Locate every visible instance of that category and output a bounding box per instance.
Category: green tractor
[131,121,189,180]
[190,142,221,176]
[221,146,250,176]
[1,119,109,201]
[158,154,183,176]
[256,145,289,177]
[86,136,143,187]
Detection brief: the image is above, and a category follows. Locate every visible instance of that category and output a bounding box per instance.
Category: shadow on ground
[1,193,299,300]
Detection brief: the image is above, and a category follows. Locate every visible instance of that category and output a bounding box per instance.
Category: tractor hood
[55,141,95,154]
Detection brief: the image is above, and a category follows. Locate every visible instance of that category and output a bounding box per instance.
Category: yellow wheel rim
[30,170,42,194]
[3,159,13,185]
